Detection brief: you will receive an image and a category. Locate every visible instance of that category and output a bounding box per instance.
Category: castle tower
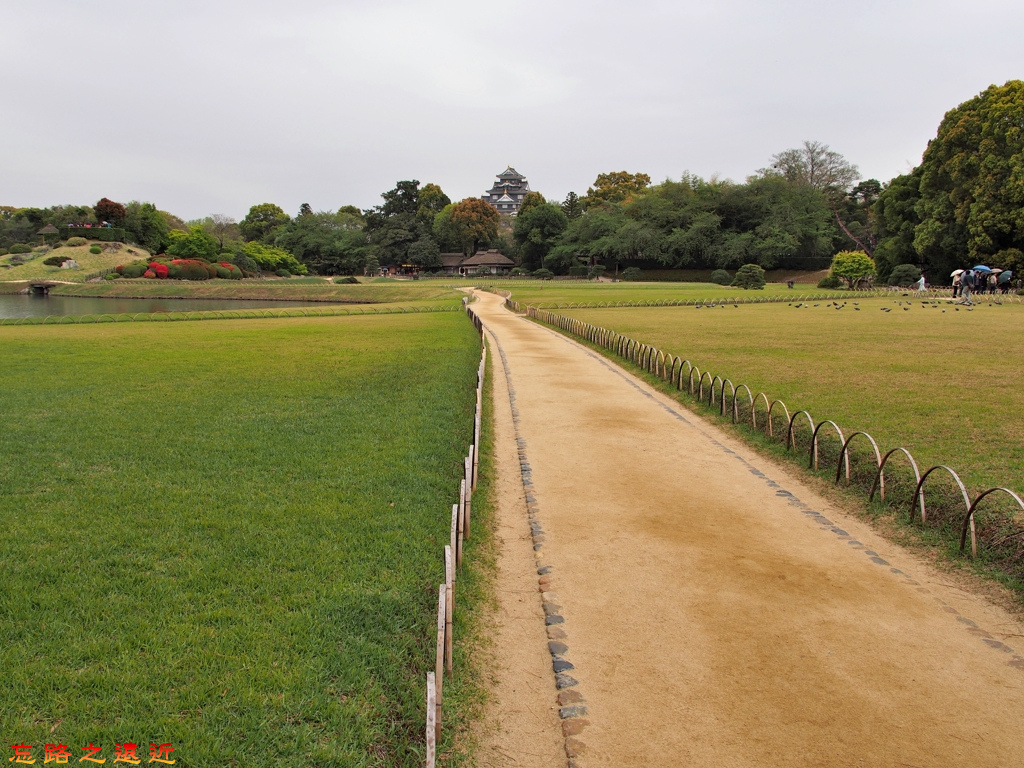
[482,166,531,215]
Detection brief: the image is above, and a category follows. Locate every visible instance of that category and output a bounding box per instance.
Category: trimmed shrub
[731,263,766,290]
[119,263,149,278]
[0,248,7,255]
[148,262,169,279]
[622,267,642,281]
[509,267,530,276]
[89,245,102,254]
[104,273,120,280]
[43,256,65,267]
[830,250,875,288]
[214,265,231,279]
[66,236,89,247]
[817,274,842,289]
[710,269,731,285]
[143,269,156,279]
[176,261,212,280]
[888,263,922,287]
[568,265,588,277]
[231,251,258,275]
[532,268,553,279]
[588,265,607,280]
[334,276,360,284]
[275,269,291,277]
[9,244,31,254]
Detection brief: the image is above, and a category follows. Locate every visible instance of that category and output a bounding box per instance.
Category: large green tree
[122,201,170,252]
[584,171,651,206]
[913,80,1024,276]
[513,203,568,270]
[166,226,219,260]
[274,208,370,274]
[447,198,500,255]
[363,180,448,265]
[872,170,922,281]
[239,203,290,243]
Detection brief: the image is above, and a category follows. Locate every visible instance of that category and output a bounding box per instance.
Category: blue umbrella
[972,264,993,272]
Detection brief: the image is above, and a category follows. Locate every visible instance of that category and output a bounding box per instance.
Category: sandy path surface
[471,291,1024,767]
[474,329,565,767]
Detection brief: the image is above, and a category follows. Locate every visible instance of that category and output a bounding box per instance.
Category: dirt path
[472,291,1024,767]
[474,327,565,767]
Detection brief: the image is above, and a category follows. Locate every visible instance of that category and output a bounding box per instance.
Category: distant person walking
[952,272,962,297]
[960,269,976,303]
[987,272,998,294]
[915,275,926,292]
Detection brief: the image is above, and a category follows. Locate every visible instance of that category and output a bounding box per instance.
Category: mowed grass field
[0,313,481,766]
[500,280,829,306]
[561,295,1023,491]
[46,280,465,306]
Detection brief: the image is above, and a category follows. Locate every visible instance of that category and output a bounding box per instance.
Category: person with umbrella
[951,269,963,297]
[998,269,1014,294]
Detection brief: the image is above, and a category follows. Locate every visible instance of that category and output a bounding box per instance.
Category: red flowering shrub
[115,265,124,274]
[143,269,156,279]
[175,260,212,280]
[148,262,169,279]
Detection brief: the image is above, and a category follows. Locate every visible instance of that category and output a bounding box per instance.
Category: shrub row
[115,258,245,280]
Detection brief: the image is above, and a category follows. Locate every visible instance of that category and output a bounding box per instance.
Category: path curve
[473,291,1024,767]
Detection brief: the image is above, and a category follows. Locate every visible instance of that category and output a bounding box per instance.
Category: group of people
[66,221,114,228]
[952,268,1014,302]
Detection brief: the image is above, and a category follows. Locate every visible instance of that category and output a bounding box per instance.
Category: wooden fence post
[444,545,454,675]
[457,479,466,567]
[435,585,445,742]
[425,673,436,768]
[464,457,472,540]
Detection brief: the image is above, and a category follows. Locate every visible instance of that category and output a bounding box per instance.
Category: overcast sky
[2,0,1021,221]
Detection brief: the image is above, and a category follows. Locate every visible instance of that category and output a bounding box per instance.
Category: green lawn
[562,296,1023,490]
[501,280,834,306]
[0,313,482,766]
[45,280,465,306]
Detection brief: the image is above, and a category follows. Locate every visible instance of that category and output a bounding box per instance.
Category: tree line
[4,80,1021,282]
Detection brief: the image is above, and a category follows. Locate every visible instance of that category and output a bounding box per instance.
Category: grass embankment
[0,243,151,282]
[0,313,482,766]
[47,280,464,306]
[557,296,1024,594]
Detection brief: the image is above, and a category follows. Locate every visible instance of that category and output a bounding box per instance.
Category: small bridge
[29,282,58,295]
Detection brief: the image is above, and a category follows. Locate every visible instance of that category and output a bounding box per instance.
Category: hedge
[58,227,125,242]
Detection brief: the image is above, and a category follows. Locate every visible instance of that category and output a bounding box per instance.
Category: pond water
[0,293,326,320]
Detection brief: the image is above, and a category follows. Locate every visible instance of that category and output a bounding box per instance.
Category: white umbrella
[951,269,964,276]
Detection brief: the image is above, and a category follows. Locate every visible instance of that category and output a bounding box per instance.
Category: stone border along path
[470,290,1024,768]
[489,325,591,766]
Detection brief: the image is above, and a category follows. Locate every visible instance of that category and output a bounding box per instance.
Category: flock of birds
[788,298,1007,313]
[690,297,1009,314]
